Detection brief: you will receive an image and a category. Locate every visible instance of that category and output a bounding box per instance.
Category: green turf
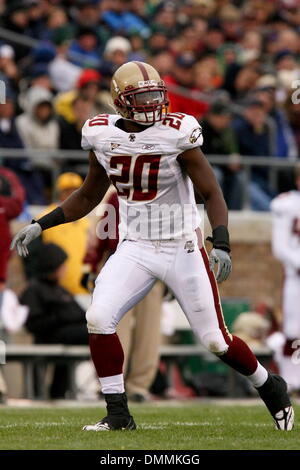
[0,403,299,450]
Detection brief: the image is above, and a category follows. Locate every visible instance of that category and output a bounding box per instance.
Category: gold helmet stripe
[133,61,149,81]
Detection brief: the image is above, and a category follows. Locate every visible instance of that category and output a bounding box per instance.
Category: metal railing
[1,148,298,206]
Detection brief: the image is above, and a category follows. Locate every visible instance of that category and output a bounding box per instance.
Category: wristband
[206,225,231,253]
[33,206,66,231]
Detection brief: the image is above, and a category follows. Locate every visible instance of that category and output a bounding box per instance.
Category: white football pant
[86,231,231,355]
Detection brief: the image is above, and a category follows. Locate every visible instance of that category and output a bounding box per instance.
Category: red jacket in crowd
[0,167,25,282]
[163,75,210,120]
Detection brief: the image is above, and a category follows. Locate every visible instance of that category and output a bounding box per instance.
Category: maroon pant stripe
[199,246,231,345]
[195,227,230,345]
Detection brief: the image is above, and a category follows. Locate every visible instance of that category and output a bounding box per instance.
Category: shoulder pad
[81,114,115,151]
[180,114,203,151]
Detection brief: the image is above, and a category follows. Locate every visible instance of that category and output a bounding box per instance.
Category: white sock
[99,374,125,394]
[247,362,269,388]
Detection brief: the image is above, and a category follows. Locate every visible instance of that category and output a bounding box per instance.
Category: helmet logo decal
[129,134,136,142]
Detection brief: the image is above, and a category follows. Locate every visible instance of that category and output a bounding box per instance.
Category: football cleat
[257,373,294,431]
[83,415,136,431]
[273,407,294,431]
[83,392,136,431]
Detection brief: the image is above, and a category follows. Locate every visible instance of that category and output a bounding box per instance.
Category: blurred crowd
[0,0,299,208]
[1,0,300,401]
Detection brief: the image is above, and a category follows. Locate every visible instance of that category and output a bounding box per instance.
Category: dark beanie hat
[37,243,67,276]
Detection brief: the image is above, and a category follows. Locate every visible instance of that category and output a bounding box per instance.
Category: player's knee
[201,330,229,355]
[86,303,116,334]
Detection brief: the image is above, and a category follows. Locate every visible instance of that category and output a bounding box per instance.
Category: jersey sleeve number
[88,114,109,127]
[110,155,161,201]
[162,113,185,130]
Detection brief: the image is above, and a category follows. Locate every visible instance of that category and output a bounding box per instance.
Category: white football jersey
[81,112,203,240]
[271,190,300,277]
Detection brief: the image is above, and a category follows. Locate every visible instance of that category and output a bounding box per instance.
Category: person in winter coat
[0,167,25,285]
[0,94,45,204]
[20,243,88,398]
[0,166,25,402]
[16,86,59,152]
[54,69,112,124]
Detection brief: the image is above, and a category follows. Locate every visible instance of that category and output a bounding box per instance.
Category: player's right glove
[207,225,232,283]
[10,222,42,257]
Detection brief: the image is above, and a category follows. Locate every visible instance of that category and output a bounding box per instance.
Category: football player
[271,164,300,393]
[12,62,294,431]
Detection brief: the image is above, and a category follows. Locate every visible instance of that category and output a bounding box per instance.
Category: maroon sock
[219,335,258,376]
[89,333,124,378]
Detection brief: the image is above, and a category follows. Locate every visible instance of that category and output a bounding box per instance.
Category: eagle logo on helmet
[111,61,169,125]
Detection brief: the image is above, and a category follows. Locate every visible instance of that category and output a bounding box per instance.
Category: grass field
[0,402,299,450]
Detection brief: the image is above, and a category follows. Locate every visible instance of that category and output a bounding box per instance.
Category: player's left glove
[207,225,232,283]
[209,248,232,283]
[10,222,42,257]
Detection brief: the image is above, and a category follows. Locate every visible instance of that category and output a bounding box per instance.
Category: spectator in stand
[101,0,150,37]
[253,78,298,193]
[74,0,101,30]
[16,86,59,152]
[164,55,210,119]
[39,173,90,295]
[0,44,19,94]
[49,36,82,93]
[100,36,132,78]
[285,91,300,157]
[20,243,88,399]
[27,63,54,92]
[128,33,147,62]
[26,0,46,40]
[0,166,25,403]
[201,102,243,210]
[254,79,297,159]
[147,27,169,55]
[194,55,224,93]
[0,166,25,290]
[151,51,175,76]
[0,93,45,205]
[274,50,300,93]
[39,6,74,43]
[58,96,93,151]
[232,65,262,100]
[219,4,242,42]
[233,97,277,211]
[152,1,178,38]
[2,2,31,61]
[55,68,112,124]
[203,26,225,55]
[68,27,100,68]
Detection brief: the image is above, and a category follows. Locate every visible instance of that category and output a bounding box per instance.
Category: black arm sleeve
[207,225,231,253]
[33,206,66,231]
